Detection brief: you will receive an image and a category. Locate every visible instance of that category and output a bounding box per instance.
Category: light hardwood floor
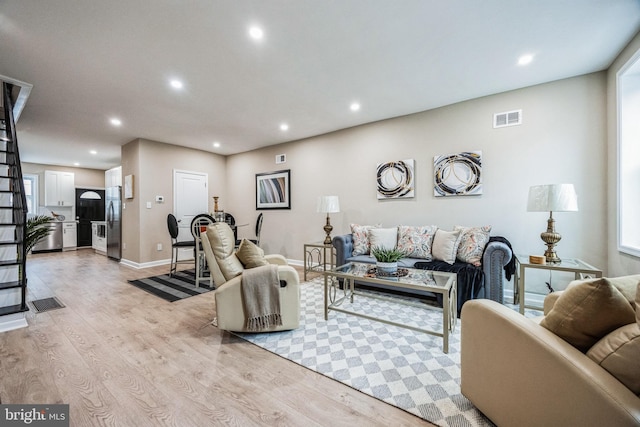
[0,249,435,426]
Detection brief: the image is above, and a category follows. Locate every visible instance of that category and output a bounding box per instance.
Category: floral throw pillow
[397,225,438,260]
[455,225,492,266]
[350,224,379,256]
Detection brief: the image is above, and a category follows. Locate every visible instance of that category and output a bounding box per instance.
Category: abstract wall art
[256,169,291,209]
[376,159,415,199]
[433,151,482,197]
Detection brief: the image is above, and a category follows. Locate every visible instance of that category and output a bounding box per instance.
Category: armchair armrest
[332,234,354,267]
[265,254,288,266]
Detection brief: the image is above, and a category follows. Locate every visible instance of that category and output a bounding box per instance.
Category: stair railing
[2,81,29,311]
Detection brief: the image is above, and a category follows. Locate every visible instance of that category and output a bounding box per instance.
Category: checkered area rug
[236,279,521,427]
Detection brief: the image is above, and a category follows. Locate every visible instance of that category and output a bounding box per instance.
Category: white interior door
[173,170,208,258]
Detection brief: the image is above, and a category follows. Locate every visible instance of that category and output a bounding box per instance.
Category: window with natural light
[618,51,640,257]
[23,174,37,215]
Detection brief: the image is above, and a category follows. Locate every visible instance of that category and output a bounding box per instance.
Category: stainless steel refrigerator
[106,186,122,260]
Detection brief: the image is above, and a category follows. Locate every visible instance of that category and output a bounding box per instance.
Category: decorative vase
[376,261,398,276]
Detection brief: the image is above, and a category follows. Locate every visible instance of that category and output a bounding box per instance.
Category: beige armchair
[461,275,640,427]
[200,222,300,332]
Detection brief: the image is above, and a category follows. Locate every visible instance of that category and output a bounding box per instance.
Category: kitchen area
[30,166,121,259]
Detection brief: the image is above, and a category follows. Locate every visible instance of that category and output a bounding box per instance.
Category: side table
[303,242,335,281]
[514,254,602,314]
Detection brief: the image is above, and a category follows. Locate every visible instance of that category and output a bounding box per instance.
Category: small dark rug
[127,269,213,302]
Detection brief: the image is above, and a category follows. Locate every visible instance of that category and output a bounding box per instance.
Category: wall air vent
[275,154,286,164]
[493,109,522,128]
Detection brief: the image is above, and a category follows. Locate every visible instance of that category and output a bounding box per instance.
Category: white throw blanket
[241,264,282,331]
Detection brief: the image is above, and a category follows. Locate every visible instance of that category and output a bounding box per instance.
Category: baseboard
[0,312,28,333]
[287,259,303,267]
[503,289,546,310]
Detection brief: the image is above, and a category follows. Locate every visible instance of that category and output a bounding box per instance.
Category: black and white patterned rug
[128,269,212,302]
[235,279,511,427]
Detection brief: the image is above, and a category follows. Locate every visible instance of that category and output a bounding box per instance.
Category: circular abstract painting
[433,151,482,196]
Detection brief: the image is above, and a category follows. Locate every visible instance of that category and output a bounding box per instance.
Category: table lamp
[527,184,578,263]
[317,196,340,245]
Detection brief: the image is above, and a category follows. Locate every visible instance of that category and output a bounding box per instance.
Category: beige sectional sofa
[461,275,640,427]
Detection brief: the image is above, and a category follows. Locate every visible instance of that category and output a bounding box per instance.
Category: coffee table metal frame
[323,262,457,353]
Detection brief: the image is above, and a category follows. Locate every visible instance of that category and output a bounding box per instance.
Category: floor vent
[30,297,65,313]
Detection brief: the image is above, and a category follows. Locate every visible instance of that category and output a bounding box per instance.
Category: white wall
[226,73,608,279]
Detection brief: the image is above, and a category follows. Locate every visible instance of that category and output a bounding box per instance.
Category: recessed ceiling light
[249,26,264,40]
[280,123,289,131]
[518,54,534,66]
[350,102,361,112]
[170,79,184,89]
[212,141,221,148]
[110,118,122,126]
[73,162,80,166]
[89,150,97,155]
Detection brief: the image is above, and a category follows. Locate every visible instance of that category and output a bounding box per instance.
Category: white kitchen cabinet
[62,222,77,250]
[105,166,122,187]
[44,170,75,206]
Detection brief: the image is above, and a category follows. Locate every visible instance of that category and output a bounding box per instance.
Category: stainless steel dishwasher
[32,221,63,252]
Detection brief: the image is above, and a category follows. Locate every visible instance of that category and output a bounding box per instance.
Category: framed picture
[256,169,291,210]
[376,159,415,199]
[433,151,482,197]
[124,174,134,199]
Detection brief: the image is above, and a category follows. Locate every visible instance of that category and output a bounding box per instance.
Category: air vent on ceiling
[275,154,286,164]
[493,109,522,128]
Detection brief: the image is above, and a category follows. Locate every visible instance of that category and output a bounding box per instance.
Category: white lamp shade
[527,184,578,212]
[317,196,340,213]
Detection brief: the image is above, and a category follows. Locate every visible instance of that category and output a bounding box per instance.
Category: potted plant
[371,246,406,275]
[25,215,54,253]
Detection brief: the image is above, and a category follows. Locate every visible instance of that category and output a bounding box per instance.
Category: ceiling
[1,1,639,170]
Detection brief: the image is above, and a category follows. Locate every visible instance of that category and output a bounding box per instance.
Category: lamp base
[541,213,562,264]
[323,214,333,245]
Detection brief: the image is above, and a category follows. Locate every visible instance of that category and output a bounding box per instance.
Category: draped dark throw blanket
[413,261,484,314]
[486,236,516,281]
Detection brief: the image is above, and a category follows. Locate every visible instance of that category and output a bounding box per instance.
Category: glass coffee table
[323,262,457,353]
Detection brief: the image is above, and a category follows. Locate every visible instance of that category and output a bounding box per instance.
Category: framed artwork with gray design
[376,159,415,199]
[433,151,482,197]
[256,169,291,209]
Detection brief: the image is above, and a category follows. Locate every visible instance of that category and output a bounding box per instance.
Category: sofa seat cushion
[206,223,244,281]
[540,277,636,352]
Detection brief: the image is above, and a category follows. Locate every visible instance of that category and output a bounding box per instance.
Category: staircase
[0,81,29,329]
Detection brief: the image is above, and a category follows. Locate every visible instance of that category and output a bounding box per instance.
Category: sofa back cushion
[350,223,379,256]
[431,229,462,265]
[368,227,398,251]
[454,225,491,267]
[205,223,244,281]
[236,238,269,269]
[586,280,640,395]
[540,277,636,352]
[397,225,437,260]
